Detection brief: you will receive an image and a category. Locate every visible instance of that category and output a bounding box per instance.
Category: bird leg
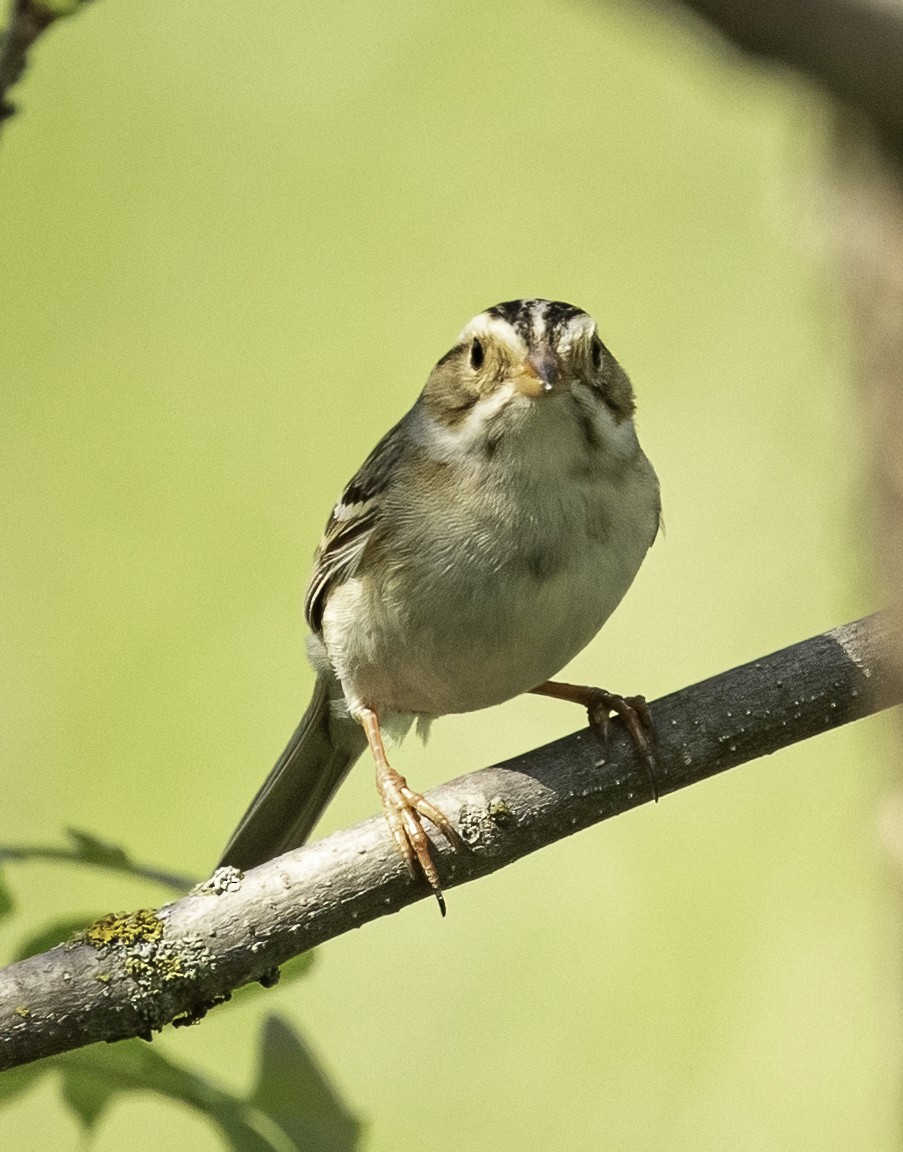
[358,707,463,915]
[530,680,659,801]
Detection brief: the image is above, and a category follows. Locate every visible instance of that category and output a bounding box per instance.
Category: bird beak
[513,349,560,398]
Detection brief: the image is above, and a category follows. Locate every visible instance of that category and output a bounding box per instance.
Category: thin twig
[0,843,196,895]
[0,613,899,1071]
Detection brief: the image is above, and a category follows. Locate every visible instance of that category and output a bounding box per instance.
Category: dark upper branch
[0,0,92,130]
[0,0,53,123]
[658,0,903,156]
[1,613,900,1071]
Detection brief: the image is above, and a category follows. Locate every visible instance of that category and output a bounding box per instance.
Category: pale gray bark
[0,614,899,1072]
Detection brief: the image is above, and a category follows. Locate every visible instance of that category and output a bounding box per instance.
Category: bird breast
[319,418,659,720]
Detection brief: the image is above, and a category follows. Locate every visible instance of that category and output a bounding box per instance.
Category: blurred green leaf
[21,1015,360,1150]
[59,1066,116,1133]
[64,828,131,869]
[0,1063,48,1108]
[55,1041,280,1151]
[0,870,13,923]
[36,0,94,17]
[12,914,99,961]
[250,1016,360,1152]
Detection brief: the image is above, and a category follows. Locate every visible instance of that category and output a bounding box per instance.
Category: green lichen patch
[80,909,164,950]
[457,793,517,845]
[488,795,515,824]
[121,936,206,985]
[73,908,216,1032]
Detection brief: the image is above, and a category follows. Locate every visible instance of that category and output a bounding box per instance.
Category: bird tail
[217,672,368,872]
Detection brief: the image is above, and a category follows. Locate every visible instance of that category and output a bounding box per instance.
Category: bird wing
[304,418,408,633]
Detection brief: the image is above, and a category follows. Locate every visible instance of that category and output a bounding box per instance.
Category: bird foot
[531,680,659,801]
[376,765,464,915]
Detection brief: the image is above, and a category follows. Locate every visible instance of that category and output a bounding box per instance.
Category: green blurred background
[1,0,899,1148]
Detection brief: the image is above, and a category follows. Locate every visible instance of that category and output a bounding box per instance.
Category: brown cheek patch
[602,362,637,421]
[433,389,480,427]
[421,358,480,427]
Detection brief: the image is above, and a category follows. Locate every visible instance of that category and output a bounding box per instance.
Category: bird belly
[320,471,656,719]
[379,557,625,715]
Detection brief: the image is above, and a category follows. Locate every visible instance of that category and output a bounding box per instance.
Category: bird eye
[470,338,485,370]
[591,336,603,370]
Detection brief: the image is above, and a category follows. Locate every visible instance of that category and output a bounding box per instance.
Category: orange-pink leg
[531,680,658,800]
[359,707,463,914]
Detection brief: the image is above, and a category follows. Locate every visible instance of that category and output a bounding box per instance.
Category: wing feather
[304,418,409,633]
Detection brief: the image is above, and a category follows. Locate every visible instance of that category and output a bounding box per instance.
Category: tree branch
[0,0,90,131]
[1,613,899,1071]
[0,0,53,123]
[660,0,903,157]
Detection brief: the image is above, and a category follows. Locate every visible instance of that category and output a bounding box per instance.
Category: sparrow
[218,299,661,911]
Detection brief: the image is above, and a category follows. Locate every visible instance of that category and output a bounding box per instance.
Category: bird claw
[377,767,463,915]
[531,680,659,801]
[585,689,658,801]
